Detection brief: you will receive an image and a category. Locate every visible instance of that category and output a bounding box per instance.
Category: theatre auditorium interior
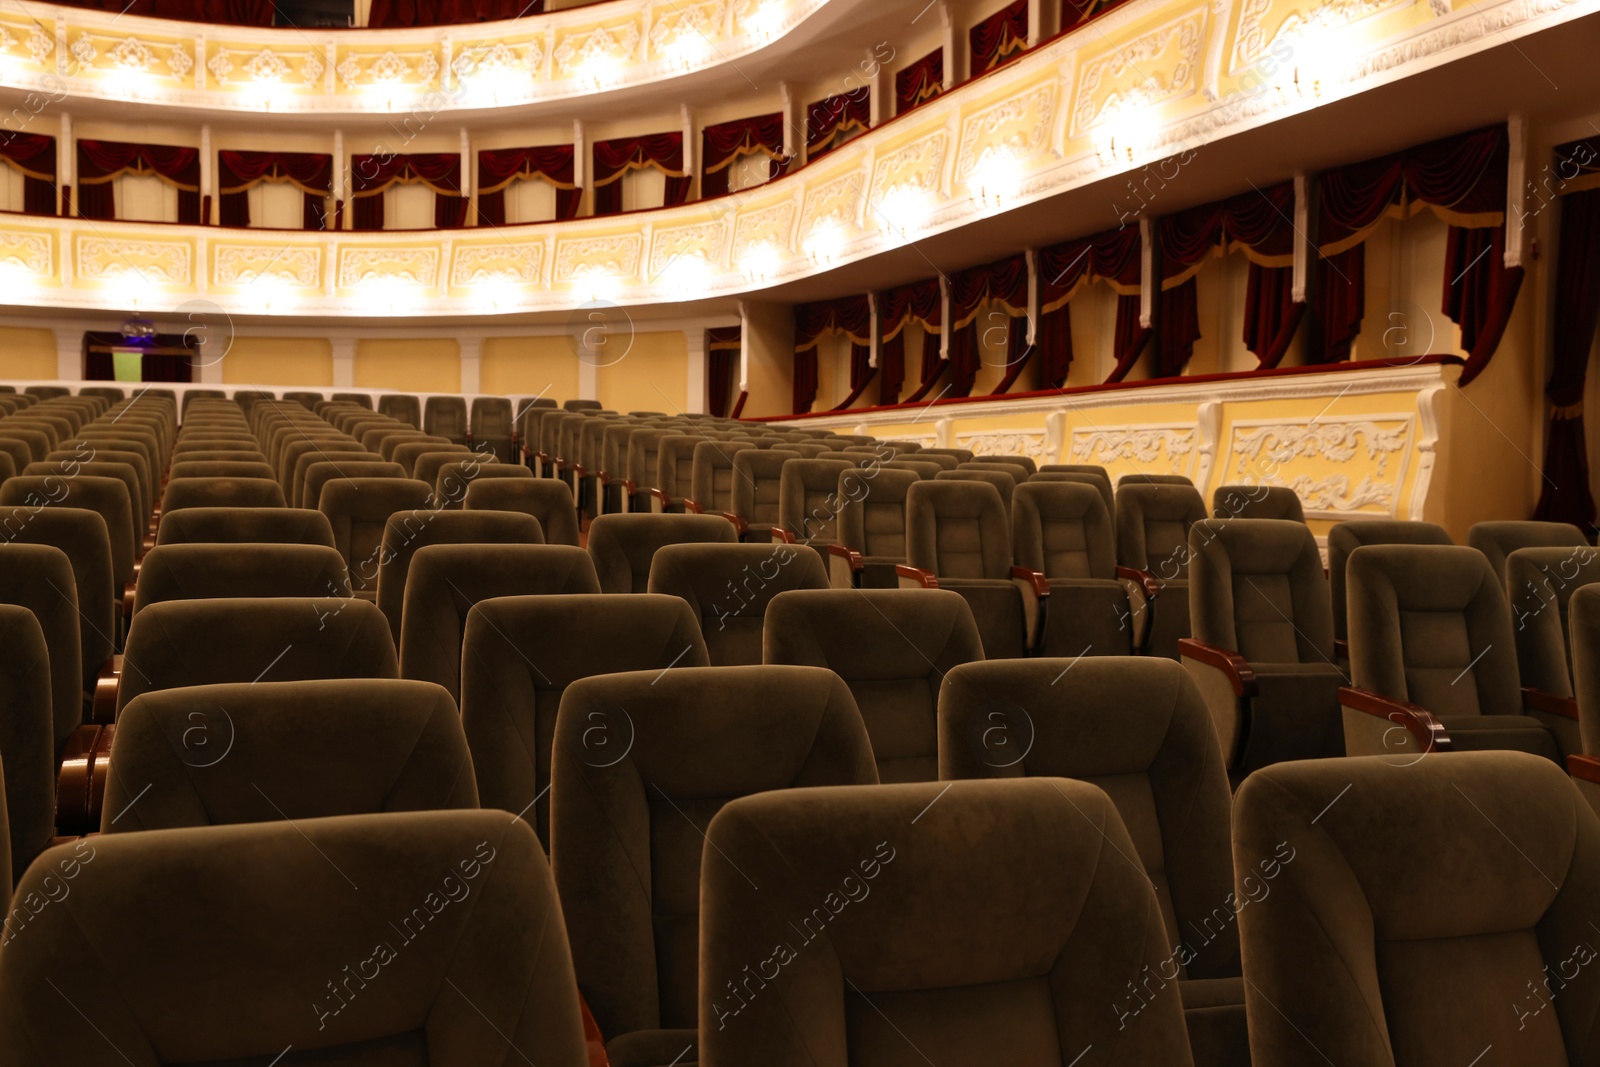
[2,0,1600,1061]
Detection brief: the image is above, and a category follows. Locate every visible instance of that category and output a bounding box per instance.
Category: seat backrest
[433,458,532,510]
[281,389,324,408]
[777,459,853,545]
[586,513,738,594]
[1011,480,1116,580]
[317,478,434,593]
[700,777,1192,1065]
[1234,750,1600,1067]
[330,391,373,409]
[0,513,107,688]
[280,440,371,496]
[1120,472,1195,487]
[1508,545,1600,697]
[647,542,829,666]
[0,605,52,883]
[962,461,1031,486]
[0,543,83,755]
[765,588,984,782]
[552,665,876,1041]
[1468,520,1590,583]
[1189,518,1334,664]
[0,475,135,587]
[624,427,671,492]
[906,479,1011,580]
[425,397,468,440]
[837,467,918,559]
[376,509,543,641]
[118,597,398,713]
[0,809,587,1063]
[377,392,421,427]
[1327,520,1454,640]
[463,477,581,546]
[156,506,336,549]
[391,440,470,479]
[105,679,476,832]
[160,476,286,513]
[1347,544,1520,717]
[1212,484,1305,522]
[470,396,514,438]
[939,657,1237,980]
[1115,482,1207,580]
[133,543,351,614]
[462,593,708,843]
[400,544,600,703]
[882,458,943,480]
[656,434,705,502]
[169,460,276,481]
[1572,585,1600,753]
[689,440,755,512]
[26,459,147,531]
[564,398,603,411]
[729,449,799,525]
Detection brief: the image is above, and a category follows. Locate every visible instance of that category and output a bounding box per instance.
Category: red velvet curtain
[701,115,784,199]
[77,140,200,223]
[1534,141,1600,528]
[0,134,56,216]
[970,0,1028,75]
[946,254,1028,396]
[1313,125,1518,375]
[592,133,686,216]
[707,326,740,418]
[793,296,870,413]
[350,153,463,231]
[1061,0,1135,29]
[805,91,871,158]
[879,278,941,405]
[475,145,579,226]
[368,0,538,27]
[895,50,943,115]
[57,0,272,25]
[1039,225,1145,383]
[217,151,331,230]
[1155,182,1297,376]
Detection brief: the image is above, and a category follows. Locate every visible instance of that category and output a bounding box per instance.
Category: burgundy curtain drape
[700,115,784,199]
[368,0,537,27]
[63,0,272,25]
[217,150,331,230]
[970,0,1028,75]
[0,134,56,216]
[879,277,941,405]
[707,326,740,418]
[350,153,464,231]
[1039,225,1145,383]
[805,90,871,158]
[1154,182,1297,376]
[592,133,686,216]
[945,254,1028,396]
[895,50,943,116]
[1534,140,1600,528]
[1312,124,1518,377]
[1061,0,1135,29]
[475,145,579,226]
[77,140,200,223]
[793,296,871,413]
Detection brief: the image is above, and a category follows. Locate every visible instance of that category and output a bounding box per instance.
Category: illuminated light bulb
[663,29,713,72]
[1092,95,1158,167]
[247,274,294,312]
[746,1,785,43]
[0,261,36,293]
[737,240,782,284]
[966,149,1023,210]
[803,221,848,266]
[577,55,624,89]
[359,277,424,315]
[661,252,714,292]
[470,276,523,312]
[571,266,623,304]
[876,186,935,240]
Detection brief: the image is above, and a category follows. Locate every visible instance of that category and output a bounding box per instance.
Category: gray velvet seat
[433,457,533,510]
[1468,519,1590,583]
[378,392,421,427]
[1211,484,1305,522]
[552,665,877,1067]
[374,509,543,642]
[155,506,336,549]
[1116,482,1207,659]
[1012,480,1135,658]
[586,513,737,594]
[1570,586,1600,808]
[1506,545,1600,702]
[830,467,918,588]
[318,477,434,599]
[0,605,54,882]
[132,543,351,614]
[700,778,1194,1066]
[1341,544,1571,762]
[463,477,582,546]
[469,396,516,461]
[400,543,601,703]
[686,440,754,518]
[647,542,829,665]
[0,544,84,760]
[724,448,799,541]
[0,475,136,589]
[160,476,286,513]
[939,657,1246,1067]
[1236,751,1600,1067]
[1327,519,1453,655]
[0,810,589,1064]
[777,458,854,567]
[461,592,708,844]
[765,588,983,783]
[168,460,276,482]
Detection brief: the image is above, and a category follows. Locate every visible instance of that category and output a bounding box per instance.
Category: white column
[685,328,707,413]
[868,293,880,367]
[681,105,696,190]
[460,127,472,224]
[1025,248,1039,344]
[868,50,884,127]
[573,120,587,216]
[1292,171,1309,302]
[331,336,355,388]
[1506,113,1527,268]
[332,129,345,229]
[459,336,482,394]
[940,2,957,89]
[200,125,213,224]
[52,326,78,380]
[737,301,751,395]
[780,83,797,165]
[1027,0,1044,45]
[58,112,72,216]
[197,333,225,384]
[939,274,952,360]
[1139,216,1153,328]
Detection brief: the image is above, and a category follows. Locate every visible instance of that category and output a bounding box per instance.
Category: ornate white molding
[215,244,321,287]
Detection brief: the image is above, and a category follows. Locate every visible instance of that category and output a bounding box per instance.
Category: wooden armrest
[827,543,865,571]
[896,564,939,589]
[648,488,672,508]
[56,724,113,836]
[1339,686,1452,752]
[122,582,137,619]
[1335,638,1351,660]
[1178,638,1260,699]
[465,431,475,446]
[684,499,704,514]
[1569,754,1600,784]
[574,463,587,477]
[621,478,636,494]
[1116,565,1162,601]
[536,451,551,464]
[1010,566,1050,599]
[1524,687,1580,720]
[91,656,120,725]
[718,511,749,536]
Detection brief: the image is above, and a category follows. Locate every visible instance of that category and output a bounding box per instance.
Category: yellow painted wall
[0,327,58,379]
[354,338,460,391]
[221,337,333,387]
[481,336,579,402]
[597,330,688,414]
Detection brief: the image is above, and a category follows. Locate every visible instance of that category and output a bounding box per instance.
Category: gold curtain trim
[881,312,942,343]
[707,340,741,351]
[1320,193,1505,255]
[1563,172,1600,195]
[954,296,1027,330]
[1553,401,1585,419]
[797,323,871,352]
[0,156,53,183]
[350,172,460,198]
[593,157,686,187]
[218,172,330,198]
[704,143,782,175]
[477,171,577,196]
[78,160,197,192]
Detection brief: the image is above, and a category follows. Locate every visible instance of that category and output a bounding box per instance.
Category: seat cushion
[1438,715,1561,763]
[1241,662,1348,769]
[1180,976,1248,1067]
[606,1028,697,1067]
[941,580,1027,659]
